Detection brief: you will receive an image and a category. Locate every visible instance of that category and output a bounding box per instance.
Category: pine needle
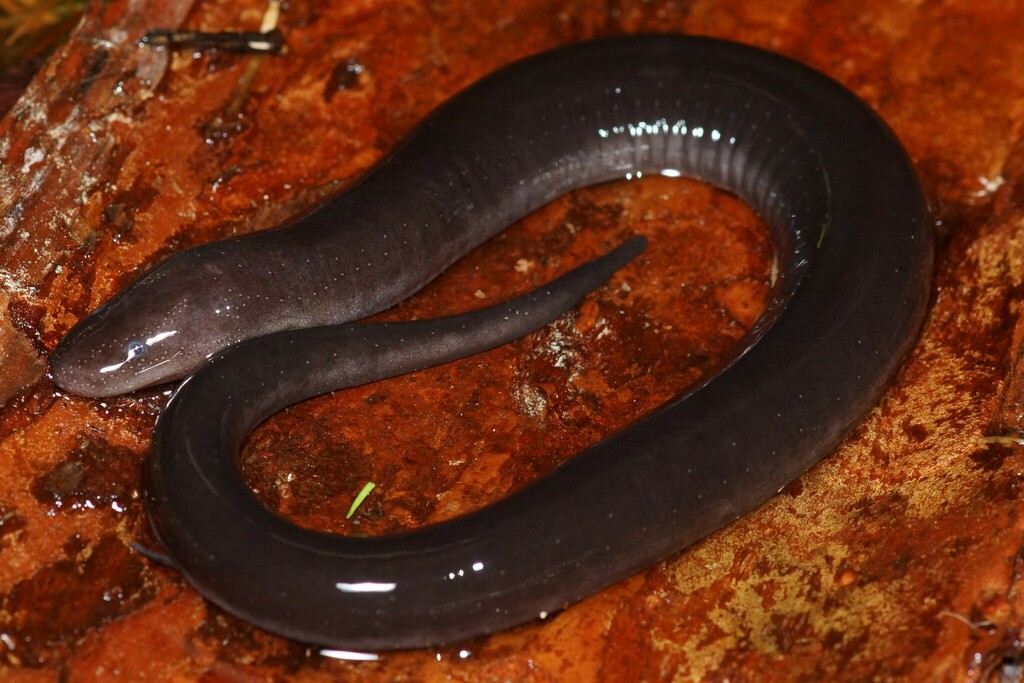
[0,0,85,68]
[346,482,377,520]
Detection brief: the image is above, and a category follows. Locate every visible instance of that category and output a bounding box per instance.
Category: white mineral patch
[515,383,548,418]
[0,267,37,297]
[542,324,576,369]
[20,147,45,175]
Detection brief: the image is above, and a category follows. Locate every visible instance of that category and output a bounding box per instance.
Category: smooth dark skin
[52,36,932,650]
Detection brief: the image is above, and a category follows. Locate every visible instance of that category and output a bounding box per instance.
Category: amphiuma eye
[126,340,146,359]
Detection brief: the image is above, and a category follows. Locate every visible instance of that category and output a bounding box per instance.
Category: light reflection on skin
[133,351,183,378]
[98,330,179,375]
[145,330,178,345]
[334,581,397,593]
[444,560,485,581]
[319,649,380,662]
[597,118,735,146]
[99,342,145,374]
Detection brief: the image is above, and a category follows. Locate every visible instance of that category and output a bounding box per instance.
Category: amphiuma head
[50,248,248,398]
